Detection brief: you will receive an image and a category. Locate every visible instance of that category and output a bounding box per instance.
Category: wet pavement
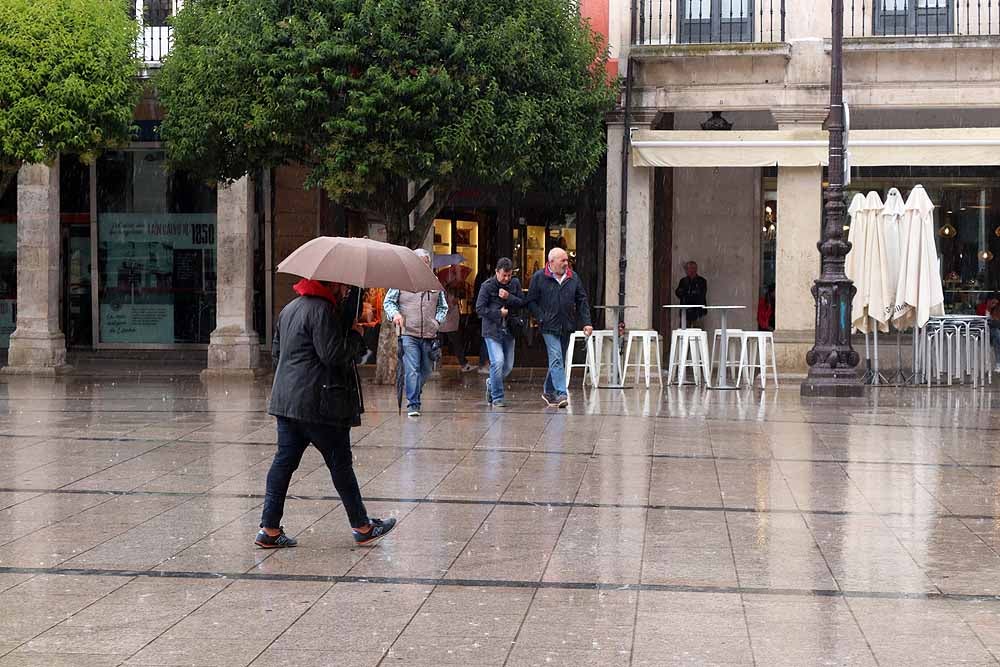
[2,372,1000,665]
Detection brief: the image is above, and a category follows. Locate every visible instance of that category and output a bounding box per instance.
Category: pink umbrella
[277,237,441,292]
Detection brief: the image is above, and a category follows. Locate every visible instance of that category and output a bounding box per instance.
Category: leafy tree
[0,0,141,194]
[159,0,616,380]
[159,0,616,246]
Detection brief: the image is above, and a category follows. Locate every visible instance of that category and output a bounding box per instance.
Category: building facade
[607,0,1000,370]
[0,0,613,373]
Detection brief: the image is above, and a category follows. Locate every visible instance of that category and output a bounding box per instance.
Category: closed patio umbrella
[880,187,906,315]
[892,185,945,331]
[847,193,870,332]
[863,191,891,333]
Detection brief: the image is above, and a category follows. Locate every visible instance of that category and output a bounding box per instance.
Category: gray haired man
[383,249,448,417]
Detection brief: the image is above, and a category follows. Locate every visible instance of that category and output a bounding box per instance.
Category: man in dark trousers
[476,257,524,408]
[257,278,396,549]
[675,260,708,327]
[526,247,592,408]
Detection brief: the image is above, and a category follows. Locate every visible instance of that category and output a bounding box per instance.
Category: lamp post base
[800,369,864,397]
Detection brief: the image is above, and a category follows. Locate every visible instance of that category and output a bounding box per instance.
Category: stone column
[205,175,261,376]
[771,108,826,373]
[4,160,70,375]
[606,114,656,330]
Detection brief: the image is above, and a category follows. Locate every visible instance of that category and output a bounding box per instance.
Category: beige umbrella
[892,185,945,330]
[880,187,906,313]
[862,191,891,333]
[277,236,441,292]
[846,193,870,332]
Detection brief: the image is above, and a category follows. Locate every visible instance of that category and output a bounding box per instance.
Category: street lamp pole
[801,0,862,397]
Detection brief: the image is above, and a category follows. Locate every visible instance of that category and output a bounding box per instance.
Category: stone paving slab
[2,373,1000,665]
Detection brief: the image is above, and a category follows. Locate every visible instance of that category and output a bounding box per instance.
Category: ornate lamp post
[800,0,862,397]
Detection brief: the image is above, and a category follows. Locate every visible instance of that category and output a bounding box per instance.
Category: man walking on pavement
[384,249,449,417]
[476,257,524,408]
[259,278,396,549]
[526,247,593,408]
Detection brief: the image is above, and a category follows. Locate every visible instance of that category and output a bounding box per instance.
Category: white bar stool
[622,330,664,387]
[737,331,779,388]
[711,329,743,384]
[667,329,711,386]
[565,330,614,387]
[591,330,619,385]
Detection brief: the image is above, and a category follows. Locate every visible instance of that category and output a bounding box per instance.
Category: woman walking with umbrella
[257,237,441,549]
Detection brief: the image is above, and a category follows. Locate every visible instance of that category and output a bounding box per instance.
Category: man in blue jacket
[475,257,524,408]
[526,247,592,408]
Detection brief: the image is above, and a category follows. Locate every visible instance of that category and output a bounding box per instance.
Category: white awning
[631,128,1000,168]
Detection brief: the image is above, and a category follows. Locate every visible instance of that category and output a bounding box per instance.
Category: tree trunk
[373,321,399,385]
[372,209,411,384]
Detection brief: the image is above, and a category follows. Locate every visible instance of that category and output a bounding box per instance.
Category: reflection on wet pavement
[2,373,1000,665]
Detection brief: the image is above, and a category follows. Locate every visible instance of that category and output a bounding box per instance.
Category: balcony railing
[846,0,1000,38]
[632,0,786,46]
[132,0,182,65]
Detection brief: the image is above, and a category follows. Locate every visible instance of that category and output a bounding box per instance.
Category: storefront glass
[96,149,217,345]
[849,166,1000,315]
[61,155,92,347]
[0,174,15,348]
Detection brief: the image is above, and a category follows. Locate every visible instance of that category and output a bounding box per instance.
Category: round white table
[593,305,636,388]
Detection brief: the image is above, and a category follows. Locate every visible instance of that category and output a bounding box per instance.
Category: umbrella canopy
[436,264,473,288]
[892,185,945,330]
[433,253,466,269]
[861,191,892,333]
[277,237,441,292]
[879,187,906,320]
[846,193,870,331]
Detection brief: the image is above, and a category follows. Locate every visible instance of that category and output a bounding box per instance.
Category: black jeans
[261,417,369,529]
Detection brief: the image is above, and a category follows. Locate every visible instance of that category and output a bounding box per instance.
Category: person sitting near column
[675,260,708,328]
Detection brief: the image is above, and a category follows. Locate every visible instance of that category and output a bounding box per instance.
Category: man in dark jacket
[475,257,524,408]
[526,247,593,408]
[257,278,396,549]
[675,261,708,327]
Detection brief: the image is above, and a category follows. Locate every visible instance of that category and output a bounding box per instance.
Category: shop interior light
[981,250,994,261]
[938,223,957,238]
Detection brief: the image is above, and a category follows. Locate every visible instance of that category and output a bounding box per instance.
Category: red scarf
[293,279,339,306]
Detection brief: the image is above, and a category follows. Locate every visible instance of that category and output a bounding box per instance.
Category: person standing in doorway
[526,247,593,408]
[259,279,396,549]
[675,261,708,328]
[383,249,449,417]
[439,283,475,372]
[476,257,524,408]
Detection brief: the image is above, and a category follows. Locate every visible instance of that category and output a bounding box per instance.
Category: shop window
[96,150,217,346]
[0,175,15,348]
[432,217,479,313]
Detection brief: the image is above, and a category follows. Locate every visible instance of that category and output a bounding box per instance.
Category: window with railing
[847,0,1000,37]
[633,0,785,45]
[133,0,182,64]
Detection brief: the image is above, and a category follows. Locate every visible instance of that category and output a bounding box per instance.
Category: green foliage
[159,0,616,245]
[0,0,141,174]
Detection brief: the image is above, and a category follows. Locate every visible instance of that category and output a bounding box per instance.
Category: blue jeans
[401,336,434,410]
[262,417,368,529]
[542,332,571,397]
[485,334,516,402]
